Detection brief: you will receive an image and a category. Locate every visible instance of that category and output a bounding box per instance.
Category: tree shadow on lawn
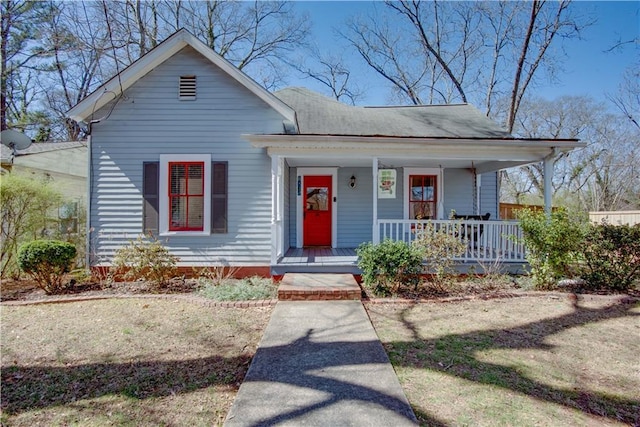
[384,297,640,425]
[1,353,251,415]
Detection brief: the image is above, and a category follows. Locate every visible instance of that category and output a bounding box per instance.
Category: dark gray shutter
[143,162,159,235]
[212,161,228,233]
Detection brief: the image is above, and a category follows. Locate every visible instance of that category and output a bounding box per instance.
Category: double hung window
[169,161,204,231]
[409,175,437,219]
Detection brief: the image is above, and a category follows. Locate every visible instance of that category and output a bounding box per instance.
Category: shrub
[17,240,76,294]
[357,239,423,296]
[580,223,640,292]
[198,276,277,301]
[111,235,178,287]
[413,221,467,290]
[517,208,585,290]
[1,174,63,278]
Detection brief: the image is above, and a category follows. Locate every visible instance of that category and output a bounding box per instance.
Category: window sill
[160,230,210,237]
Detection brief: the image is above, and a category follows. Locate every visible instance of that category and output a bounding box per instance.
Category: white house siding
[89,46,285,266]
[480,172,499,219]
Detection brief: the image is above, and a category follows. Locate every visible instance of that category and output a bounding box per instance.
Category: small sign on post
[378,169,396,199]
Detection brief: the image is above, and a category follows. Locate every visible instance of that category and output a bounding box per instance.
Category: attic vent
[179,75,196,100]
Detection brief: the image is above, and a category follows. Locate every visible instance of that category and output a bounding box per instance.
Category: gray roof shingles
[274,87,512,139]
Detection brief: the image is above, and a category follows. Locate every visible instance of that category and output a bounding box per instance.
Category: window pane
[411,202,435,219]
[188,196,204,228]
[187,164,203,195]
[306,187,328,211]
[170,196,187,228]
[170,164,185,195]
[410,176,423,201]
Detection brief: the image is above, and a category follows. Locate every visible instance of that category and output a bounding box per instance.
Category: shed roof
[274,87,512,139]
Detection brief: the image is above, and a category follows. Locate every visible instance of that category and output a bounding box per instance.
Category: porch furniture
[453,213,491,248]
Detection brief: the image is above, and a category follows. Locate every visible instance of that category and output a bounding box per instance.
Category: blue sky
[289,1,639,107]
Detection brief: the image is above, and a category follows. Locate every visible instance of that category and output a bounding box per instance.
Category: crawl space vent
[179,75,197,100]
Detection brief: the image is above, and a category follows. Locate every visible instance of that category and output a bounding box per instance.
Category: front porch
[273,219,526,275]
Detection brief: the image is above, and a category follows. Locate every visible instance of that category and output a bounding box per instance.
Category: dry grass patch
[366,295,640,427]
[1,299,272,426]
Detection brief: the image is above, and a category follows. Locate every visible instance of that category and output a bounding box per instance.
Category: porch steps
[278,273,362,301]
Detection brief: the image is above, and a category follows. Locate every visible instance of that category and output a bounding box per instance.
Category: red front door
[303,175,332,246]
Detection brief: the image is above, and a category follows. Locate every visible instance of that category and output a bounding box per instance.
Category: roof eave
[243,134,585,151]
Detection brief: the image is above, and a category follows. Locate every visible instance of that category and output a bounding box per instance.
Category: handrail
[376,219,525,262]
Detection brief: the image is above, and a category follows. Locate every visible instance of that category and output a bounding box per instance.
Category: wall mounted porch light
[349,175,357,189]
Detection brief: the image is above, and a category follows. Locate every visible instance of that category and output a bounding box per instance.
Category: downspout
[543,148,559,216]
[85,129,93,271]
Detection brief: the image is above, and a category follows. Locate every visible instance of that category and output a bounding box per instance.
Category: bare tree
[342,0,587,130]
[505,0,585,133]
[505,96,640,211]
[5,1,309,141]
[343,1,482,105]
[288,47,363,105]
[1,0,56,132]
[608,65,640,130]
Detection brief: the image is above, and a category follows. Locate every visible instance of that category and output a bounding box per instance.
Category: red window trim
[168,161,204,231]
[409,174,438,220]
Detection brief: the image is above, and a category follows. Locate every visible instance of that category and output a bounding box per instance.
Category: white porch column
[270,155,283,265]
[543,149,557,216]
[372,157,379,243]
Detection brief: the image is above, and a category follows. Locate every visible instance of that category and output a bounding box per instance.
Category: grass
[198,276,278,301]
[366,294,640,426]
[1,299,272,426]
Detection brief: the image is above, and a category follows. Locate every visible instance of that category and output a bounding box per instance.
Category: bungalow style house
[68,29,583,276]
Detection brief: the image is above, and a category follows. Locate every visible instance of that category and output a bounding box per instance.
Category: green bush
[111,235,178,287]
[413,221,467,290]
[1,174,63,278]
[17,240,77,294]
[357,239,423,296]
[517,209,585,290]
[580,223,640,292]
[198,276,277,301]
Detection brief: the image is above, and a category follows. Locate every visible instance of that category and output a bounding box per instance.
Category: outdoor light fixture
[349,175,356,188]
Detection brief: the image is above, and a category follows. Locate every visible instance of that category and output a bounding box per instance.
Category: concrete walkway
[224,301,418,426]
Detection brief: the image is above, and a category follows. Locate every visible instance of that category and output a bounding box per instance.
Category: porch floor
[273,247,359,275]
[278,273,362,300]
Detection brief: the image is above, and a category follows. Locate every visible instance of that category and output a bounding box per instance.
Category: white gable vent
[179,75,197,100]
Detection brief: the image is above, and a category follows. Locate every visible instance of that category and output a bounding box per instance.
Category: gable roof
[67,29,296,125]
[274,87,511,139]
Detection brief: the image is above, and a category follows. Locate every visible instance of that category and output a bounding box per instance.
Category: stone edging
[2,291,636,308]
[363,291,639,305]
[1,293,278,308]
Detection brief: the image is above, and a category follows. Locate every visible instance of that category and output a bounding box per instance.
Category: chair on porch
[452,212,491,247]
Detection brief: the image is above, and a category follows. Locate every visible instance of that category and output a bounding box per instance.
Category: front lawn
[1,299,272,426]
[366,295,640,426]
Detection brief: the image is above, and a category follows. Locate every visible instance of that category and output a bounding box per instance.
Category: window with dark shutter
[143,162,160,235]
[212,161,228,233]
[179,75,196,100]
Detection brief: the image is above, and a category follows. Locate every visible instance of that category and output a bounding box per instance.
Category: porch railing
[376,219,526,262]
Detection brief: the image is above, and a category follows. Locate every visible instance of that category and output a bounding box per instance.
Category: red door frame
[303,175,332,246]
